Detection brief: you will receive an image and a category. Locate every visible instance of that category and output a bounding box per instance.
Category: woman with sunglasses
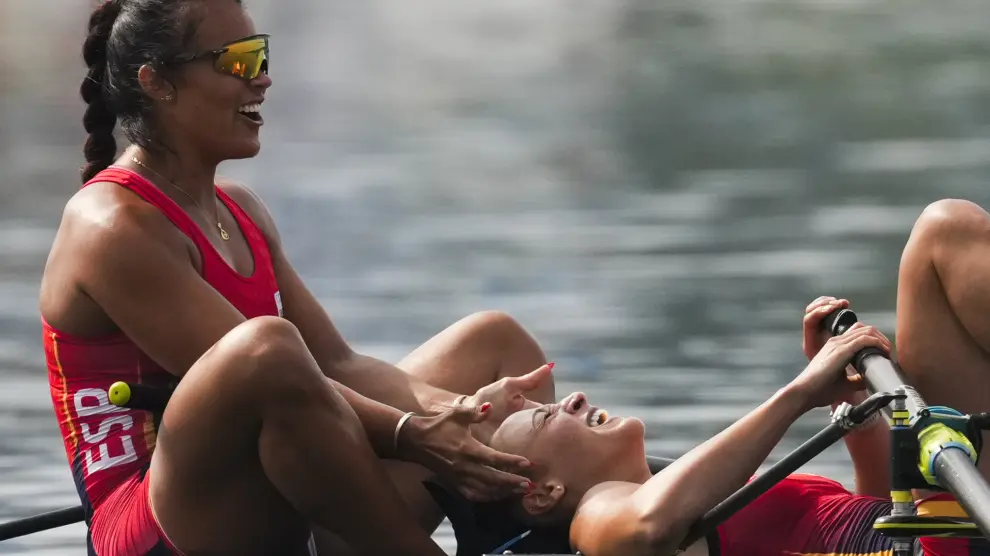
[39,1,557,555]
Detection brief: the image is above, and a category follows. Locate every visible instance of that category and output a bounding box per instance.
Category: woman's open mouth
[588,407,608,427]
[238,103,264,125]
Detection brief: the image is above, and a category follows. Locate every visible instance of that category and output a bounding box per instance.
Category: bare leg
[895,199,990,480]
[313,311,555,554]
[149,316,444,556]
[395,310,555,400]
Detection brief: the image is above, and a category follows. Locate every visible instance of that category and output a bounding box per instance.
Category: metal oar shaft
[0,506,84,542]
[935,449,990,536]
[857,352,926,420]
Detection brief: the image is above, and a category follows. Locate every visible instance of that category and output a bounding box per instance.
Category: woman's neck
[124,146,219,208]
[635,465,655,484]
[617,453,655,485]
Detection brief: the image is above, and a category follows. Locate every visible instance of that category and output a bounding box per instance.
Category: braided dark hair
[80,0,124,183]
[79,0,234,183]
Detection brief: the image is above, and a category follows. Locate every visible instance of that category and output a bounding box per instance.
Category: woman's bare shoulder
[571,481,710,556]
[57,181,187,253]
[40,181,192,332]
[569,481,644,555]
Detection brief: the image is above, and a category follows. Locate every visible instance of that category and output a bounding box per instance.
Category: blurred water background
[2,0,990,553]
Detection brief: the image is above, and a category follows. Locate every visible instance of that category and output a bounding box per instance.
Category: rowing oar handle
[108,381,172,412]
[821,308,926,419]
[822,307,857,336]
[821,308,888,372]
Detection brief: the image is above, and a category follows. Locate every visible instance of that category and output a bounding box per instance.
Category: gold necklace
[131,156,230,241]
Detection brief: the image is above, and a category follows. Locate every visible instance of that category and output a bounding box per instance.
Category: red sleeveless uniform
[43,167,282,555]
[716,473,990,556]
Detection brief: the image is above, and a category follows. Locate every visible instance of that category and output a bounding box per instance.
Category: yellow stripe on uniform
[916,499,969,518]
[874,522,976,530]
[143,414,157,454]
[52,333,79,454]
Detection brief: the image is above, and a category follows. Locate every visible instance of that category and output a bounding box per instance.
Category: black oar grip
[821,309,887,374]
[108,382,172,412]
[822,308,859,336]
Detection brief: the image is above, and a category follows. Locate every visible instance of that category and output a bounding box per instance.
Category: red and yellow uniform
[45,167,282,555]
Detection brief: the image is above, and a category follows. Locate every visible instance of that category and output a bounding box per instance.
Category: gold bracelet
[394,412,416,454]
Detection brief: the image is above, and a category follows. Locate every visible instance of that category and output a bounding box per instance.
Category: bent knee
[464,310,528,339]
[913,199,990,245]
[213,317,324,392]
[222,316,306,361]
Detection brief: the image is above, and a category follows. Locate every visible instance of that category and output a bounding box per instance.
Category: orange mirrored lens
[215,37,268,79]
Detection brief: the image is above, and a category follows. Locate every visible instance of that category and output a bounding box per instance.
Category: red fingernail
[547,362,555,371]
[480,402,492,413]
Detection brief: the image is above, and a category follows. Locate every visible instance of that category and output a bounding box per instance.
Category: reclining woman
[484,293,990,556]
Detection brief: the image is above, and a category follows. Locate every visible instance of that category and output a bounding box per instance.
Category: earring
[162,93,174,101]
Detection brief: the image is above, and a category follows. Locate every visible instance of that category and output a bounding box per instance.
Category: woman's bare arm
[56,186,416,458]
[569,385,809,556]
[223,182,461,415]
[570,324,891,556]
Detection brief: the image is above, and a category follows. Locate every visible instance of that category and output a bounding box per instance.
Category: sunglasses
[169,34,270,80]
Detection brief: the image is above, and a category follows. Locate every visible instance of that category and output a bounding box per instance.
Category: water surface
[2,0,990,552]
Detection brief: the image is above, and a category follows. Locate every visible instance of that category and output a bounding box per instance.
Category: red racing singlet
[716,473,990,556]
[43,167,283,525]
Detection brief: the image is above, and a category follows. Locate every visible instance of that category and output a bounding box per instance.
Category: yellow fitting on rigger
[890,490,914,503]
[891,410,911,425]
[917,423,978,486]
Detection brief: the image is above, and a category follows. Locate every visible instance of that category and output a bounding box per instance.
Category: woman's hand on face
[397,364,551,500]
[791,322,892,410]
[397,404,534,503]
[459,363,552,445]
[802,296,850,361]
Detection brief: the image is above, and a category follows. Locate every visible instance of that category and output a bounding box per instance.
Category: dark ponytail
[80,0,123,183]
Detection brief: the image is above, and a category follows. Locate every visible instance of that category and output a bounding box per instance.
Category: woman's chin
[228,140,262,160]
[607,417,647,456]
[616,416,647,437]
